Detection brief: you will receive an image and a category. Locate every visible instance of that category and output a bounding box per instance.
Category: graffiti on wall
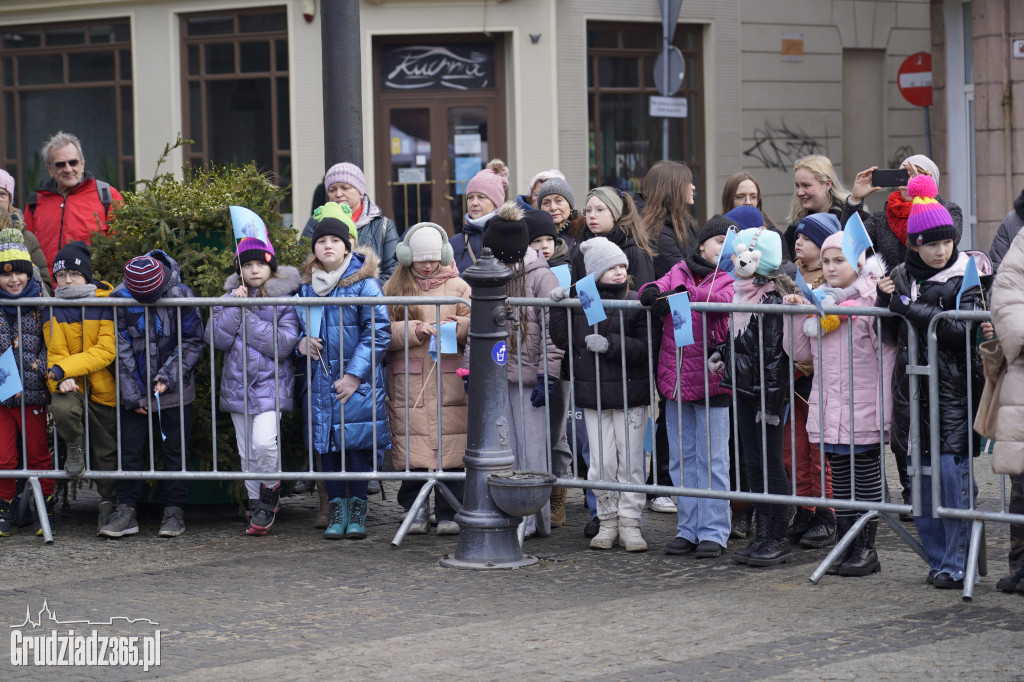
[743,120,824,171]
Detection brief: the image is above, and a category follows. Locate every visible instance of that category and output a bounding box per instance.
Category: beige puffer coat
[386,272,471,471]
[982,228,1024,473]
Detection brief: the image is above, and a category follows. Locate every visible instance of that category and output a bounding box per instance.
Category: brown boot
[549,486,567,528]
[314,481,329,529]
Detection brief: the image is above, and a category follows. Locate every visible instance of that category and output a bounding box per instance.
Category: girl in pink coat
[782,231,894,576]
[639,215,737,558]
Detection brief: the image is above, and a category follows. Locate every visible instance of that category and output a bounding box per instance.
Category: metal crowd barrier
[0,291,1020,596]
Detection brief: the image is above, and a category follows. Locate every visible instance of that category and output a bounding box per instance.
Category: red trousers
[0,405,54,499]
[783,397,832,509]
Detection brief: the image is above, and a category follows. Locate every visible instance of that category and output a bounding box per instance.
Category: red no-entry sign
[898,52,932,107]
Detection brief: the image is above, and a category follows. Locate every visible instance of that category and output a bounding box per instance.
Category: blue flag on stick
[667,292,695,347]
[795,268,825,319]
[429,321,458,362]
[955,253,981,317]
[550,264,571,290]
[716,227,738,275]
[0,347,22,402]
[576,273,607,326]
[230,206,269,244]
[841,213,873,273]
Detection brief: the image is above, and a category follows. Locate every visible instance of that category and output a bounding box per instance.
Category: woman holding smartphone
[841,154,963,270]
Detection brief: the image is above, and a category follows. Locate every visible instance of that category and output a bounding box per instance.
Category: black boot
[836,519,880,576]
[733,511,769,565]
[247,483,281,536]
[827,515,856,574]
[730,506,753,539]
[747,511,794,567]
[800,507,837,549]
[788,507,814,544]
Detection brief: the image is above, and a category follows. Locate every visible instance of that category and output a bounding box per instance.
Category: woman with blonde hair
[637,160,698,278]
[785,155,850,255]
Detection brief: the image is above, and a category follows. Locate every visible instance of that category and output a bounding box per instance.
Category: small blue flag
[576,273,607,326]
[795,268,825,319]
[296,303,324,339]
[550,264,571,290]
[841,213,873,274]
[429,321,458,362]
[667,292,695,347]
[955,253,981,317]
[643,417,656,453]
[716,227,738,275]
[230,205,269,244]
[0,347,23,402]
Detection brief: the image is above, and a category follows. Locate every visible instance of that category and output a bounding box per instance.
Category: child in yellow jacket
[44,242,119,530]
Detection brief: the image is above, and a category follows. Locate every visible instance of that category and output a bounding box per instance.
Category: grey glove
[817,285,859,305]
[550,286,569,302]
[585,334,609,353]
[707,351,724,375]
[756,410,781,427]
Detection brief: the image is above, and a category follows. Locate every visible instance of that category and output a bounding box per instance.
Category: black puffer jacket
[719,274,797,418]
[877,252,991,457]
[549,284,651,411]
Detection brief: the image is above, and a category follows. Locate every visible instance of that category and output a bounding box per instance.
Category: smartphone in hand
[871,168,909,187]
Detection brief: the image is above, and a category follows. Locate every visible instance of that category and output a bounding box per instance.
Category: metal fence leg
[433,481,463,515]
[809,511,876,584]
[879,513,928,562]
[962,520,984,602]
[391,480,437,548]
[28,478,52,544]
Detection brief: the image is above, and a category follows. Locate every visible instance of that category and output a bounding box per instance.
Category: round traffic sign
[653,46,685,97]
[897,52,932,107]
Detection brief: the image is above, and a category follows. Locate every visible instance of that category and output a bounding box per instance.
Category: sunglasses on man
[52,158,81,170]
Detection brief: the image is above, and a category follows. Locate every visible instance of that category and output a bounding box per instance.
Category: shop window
[0,19,133,204]
[180,8,291,213]
[587,22,704,216]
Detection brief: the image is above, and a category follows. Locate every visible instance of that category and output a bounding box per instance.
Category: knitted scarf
[412,262,458,292]
[885,191,912,248]
[905,247,959,283]
[686,253,716,281]
[311,253,354,296]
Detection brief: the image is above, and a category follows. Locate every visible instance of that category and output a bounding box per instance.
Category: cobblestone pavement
[0,474,1021,680]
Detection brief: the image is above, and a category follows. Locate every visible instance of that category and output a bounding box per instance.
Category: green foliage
[89,136,312,501]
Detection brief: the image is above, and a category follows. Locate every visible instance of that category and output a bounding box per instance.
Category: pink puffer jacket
[641,261,733,402]
[782,256,895,445]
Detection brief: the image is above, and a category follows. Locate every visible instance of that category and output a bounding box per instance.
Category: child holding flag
[638,215,737,558]
[0,228,52,536]
[876,174,991,590]
[550,236,651,551]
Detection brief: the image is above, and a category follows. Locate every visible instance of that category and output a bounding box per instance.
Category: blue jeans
[322,448,372,501]
[912,453,977,581]
[666,401,731,546]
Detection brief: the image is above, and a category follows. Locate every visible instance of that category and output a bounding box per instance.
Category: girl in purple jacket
[211,236,301,535]
[639,215,737,558]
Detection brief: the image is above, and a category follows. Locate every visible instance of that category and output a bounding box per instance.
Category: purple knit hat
[906,175,955,246]
[235,236,277,273]
[324,162,366,196]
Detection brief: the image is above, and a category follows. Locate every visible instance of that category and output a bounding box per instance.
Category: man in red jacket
[24,131,123,268]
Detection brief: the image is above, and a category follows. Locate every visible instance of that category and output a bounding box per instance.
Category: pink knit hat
[466,159,509,209]
[906,175,955,246]
[0,169,13,199]
[324,162,366,196]
[820,231,864,268]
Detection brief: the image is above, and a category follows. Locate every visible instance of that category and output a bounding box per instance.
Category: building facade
[2,0,946,240]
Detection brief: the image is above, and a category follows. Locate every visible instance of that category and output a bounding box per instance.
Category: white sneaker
[589,522,618,550]
[649,496,677,513]
[436,520,460,535]
[618,524,648,552]
[406,507,429,534]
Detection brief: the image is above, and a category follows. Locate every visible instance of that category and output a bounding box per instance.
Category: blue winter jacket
[296,247,391,454]
[449,214,491,274]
